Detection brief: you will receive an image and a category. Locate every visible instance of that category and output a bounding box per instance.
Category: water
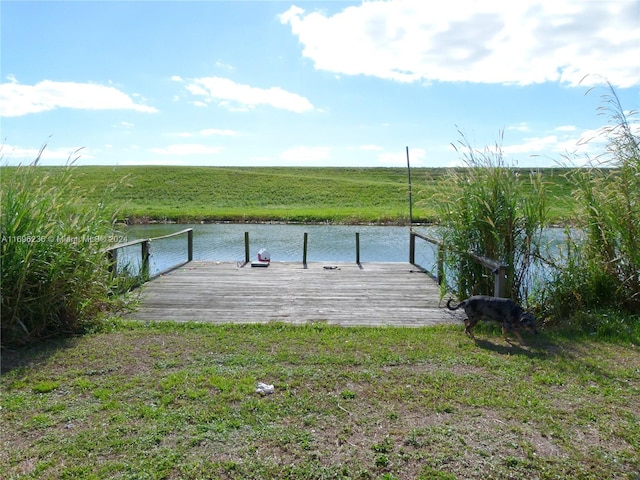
[117,224,570,289]
[118,223,441,277]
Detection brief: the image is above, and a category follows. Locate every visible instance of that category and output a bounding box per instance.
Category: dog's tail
[446,298,465,311]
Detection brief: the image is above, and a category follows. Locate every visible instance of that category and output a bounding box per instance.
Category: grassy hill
[0,166,577,224]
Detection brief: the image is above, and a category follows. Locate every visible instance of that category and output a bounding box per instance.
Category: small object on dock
[323,265,340,270]
[252,248,271,267]
[257,248,270,263]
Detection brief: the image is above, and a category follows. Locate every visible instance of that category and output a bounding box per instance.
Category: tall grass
[433,131,548,304]
[1,148,120,345]
[542,82,639,328]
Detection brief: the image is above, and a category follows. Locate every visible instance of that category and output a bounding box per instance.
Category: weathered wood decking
[128,261,463,327]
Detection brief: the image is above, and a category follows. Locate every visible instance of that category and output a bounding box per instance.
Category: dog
[446,295,538,344]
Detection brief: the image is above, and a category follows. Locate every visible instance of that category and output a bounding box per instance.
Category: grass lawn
[2,321,638,479]
[0,166,578,224]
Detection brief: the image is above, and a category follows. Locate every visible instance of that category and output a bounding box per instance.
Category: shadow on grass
[1,336,80,375]
[472,336,553,359]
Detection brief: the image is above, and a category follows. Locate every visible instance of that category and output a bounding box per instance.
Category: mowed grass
[2,321,638,479]
[0,166,577,224]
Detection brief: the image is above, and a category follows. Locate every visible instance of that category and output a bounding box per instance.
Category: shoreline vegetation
[0,166,580,226]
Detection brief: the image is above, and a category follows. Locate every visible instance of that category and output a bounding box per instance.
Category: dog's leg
[513,330,525,345]
[502,325,509,342]
[464,318,477,339]
[502,325,525,345]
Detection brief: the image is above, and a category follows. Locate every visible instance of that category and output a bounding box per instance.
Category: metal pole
[406,146,413,225]
[355,232,360,264]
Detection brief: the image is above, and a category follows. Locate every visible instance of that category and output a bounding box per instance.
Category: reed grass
[541,82,640,329]
[433,82,639,339]
[432,130,548,304]
[0,148,122,345]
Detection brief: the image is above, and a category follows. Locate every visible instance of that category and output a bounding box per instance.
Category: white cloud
[0,80,158,117]
[378,148,426,166]
[281,146,330,162]
[214,60,234,71]
[177,76,314,113]
[503,128,606,159]
[503,135,561,155]
[507,122,530,132]
[555,125,578,132]
[150,144,223,156]
[1,143,93,164]
[358,144,384,151]
[280,0,639,88]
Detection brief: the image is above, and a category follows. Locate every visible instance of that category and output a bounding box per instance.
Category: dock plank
[127,261,463,327]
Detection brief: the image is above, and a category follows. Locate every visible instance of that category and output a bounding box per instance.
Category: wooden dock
[127,261,462,327]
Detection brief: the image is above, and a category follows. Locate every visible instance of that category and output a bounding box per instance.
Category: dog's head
[519,312,538,334]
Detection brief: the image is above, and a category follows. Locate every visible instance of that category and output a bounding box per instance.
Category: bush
[1,149,120,345]
[433,130,548,304]
[542,82,640,327]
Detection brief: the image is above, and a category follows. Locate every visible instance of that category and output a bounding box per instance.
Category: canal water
[117,223,569,284]
[118,224,441,277]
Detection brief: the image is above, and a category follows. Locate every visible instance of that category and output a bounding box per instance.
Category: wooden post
[494,265,508,298]
[187,229,193,262]
[141,240,150,281]
[409,231,416,264]
[437,247,444,286]
[244,232,250,264]
[107,249,118,277]
[355,232,360,264]
[303,232,308,268]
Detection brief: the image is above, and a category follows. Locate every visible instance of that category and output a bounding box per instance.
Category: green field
[2,321,638,479]
[0,166,577,224]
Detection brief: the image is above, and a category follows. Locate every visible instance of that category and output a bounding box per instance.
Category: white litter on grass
[255,382,274,395]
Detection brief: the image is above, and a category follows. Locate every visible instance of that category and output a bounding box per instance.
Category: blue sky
[1,0,638,167]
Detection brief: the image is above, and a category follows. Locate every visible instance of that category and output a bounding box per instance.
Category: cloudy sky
[1,0,638,167]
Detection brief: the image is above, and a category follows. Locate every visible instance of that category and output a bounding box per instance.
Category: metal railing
[409,229,508,297]
[106,228,193,281]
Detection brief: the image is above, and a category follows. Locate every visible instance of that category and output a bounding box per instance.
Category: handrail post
[108,249,118,277]
[409,231,416,264]
[303,232,308,268]
[187,229,193,262]
[437,246,444,286]
[244,232,250,265]
[494,265,508,298]
[355,232,360,264]
[141,240,150,281]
